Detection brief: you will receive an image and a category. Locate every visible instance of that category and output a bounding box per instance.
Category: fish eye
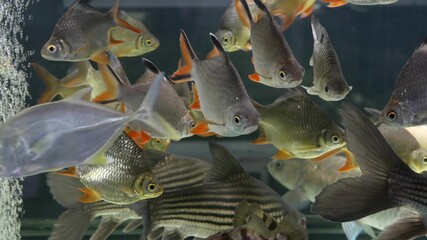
[324,85,329,93]
[191,122,196,128]
[223,36,228,44]
[147,182,157,192]
[275,161,283,169]
[279,70,286,79]
[47,44,57,54]
[146,39,152,46]
[331,134,340,144]
[234,115,241,124]
[387,111,397,121]
[155,138,162,144]
[423,157,427,164]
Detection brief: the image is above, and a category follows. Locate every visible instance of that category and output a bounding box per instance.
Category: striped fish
[129,142,303,239]
[48,147,211,240]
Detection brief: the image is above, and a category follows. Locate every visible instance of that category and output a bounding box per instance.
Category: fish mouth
[242,124,258,134]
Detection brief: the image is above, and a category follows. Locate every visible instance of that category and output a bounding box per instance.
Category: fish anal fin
[55,166,78,178]
[78,187,101,203]
[191,122,210,135]
[322,0,348,7]
[338,148,358,172]
[248,73,261,82]
[90,51,111,64]
[272,149,294,160]
[190,84,201,110]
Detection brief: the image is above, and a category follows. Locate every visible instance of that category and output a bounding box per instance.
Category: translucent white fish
[0,72,174,177]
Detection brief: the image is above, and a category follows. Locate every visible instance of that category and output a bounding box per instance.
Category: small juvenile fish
[214,0,256,52]
[237,0,305,88]
[378,38,427,127]
[129,142,303,239]
[98,56,205,142]
[41,0,142,64]
[57,133,163,204]
[48,149,211,240]
[170,31,260,137]
[303,14,352,101]
[205,200,308,240]
[0,73,172,177]
[109,11,160,57]
[322,0,398,8]
[312,105,427,240]
[252,89,354,171]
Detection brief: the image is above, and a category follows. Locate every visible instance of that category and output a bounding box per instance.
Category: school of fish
[3,0,425,239]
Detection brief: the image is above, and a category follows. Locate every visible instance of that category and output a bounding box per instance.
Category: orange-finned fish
[109,11,160,57]
[214,0,257,52]
[303,14,352,101]
[322,0,398,8]
[238,0,305,88]
[252,89,356,172]
[96,55,205,143]
[41,0,142,64]
[170,30,260,137]
[265,0,316,31]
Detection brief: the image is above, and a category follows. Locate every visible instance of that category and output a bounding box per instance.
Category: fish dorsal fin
[72,0,99,14]
[204,141,245,183]
[274,87,305,103]
[416,37,427,52]
[207,33,226,59]
[135,58,161,84]
[253,0,273,22]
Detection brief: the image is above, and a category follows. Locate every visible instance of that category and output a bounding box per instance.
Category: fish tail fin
[90,216,122,240]
[110,0,143,34]
[377,210,427,240]
[132,72,181,141]
[170,30,196,79]
[312,105,408,222]
[236,0,252,27]
[128,200,152,240]
[46,173,91,240]
[49,208,91,240]
[31,63,61,104]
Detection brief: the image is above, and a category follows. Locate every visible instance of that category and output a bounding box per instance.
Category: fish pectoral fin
[78,187,102,203]
[338,148,358,172]
[309,56,314,66]
[251,136,270,145]
[108,31,125,46]
[251,57,254,64]
[301,85,319,96]
[237,42,252,51]
[191,122,210,135]
[272,149,294,160]
[248,73,261,82]
[55,166,78,178]
[190,84,201,110]
[90,51,112,65]
[322,0,348,8]
[139,130,152,146]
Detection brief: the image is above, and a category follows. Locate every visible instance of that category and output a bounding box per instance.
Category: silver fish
[323,0,398,7]
[377,38,427,127]
[170,31,260,137]
[238,0,305,88]
[129,142,303,239]
[312,105,427,240]
[303,14,352,101]
[48,149,211,240]
[0,72,170,177]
